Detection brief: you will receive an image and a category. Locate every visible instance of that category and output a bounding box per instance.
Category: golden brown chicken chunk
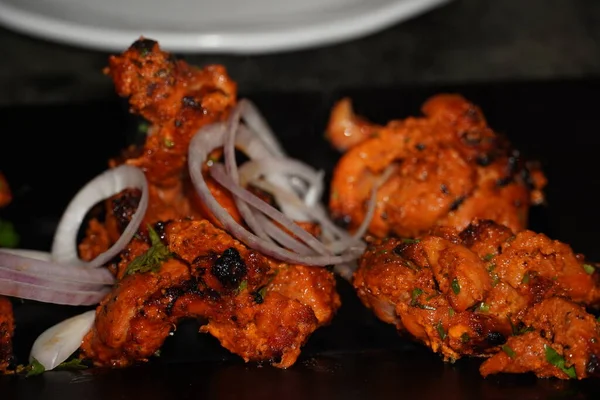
[78,38,239,261]
[328,95,547,238]
[81,219,340,368]
[354,219,600,379]
[76,39,340,369]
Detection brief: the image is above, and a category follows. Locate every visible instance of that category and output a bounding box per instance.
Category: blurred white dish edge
[0,0,452,53]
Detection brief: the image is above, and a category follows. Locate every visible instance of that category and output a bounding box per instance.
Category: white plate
[0,0,451,54]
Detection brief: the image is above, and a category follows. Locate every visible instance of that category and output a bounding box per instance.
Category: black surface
[1,80,600,399]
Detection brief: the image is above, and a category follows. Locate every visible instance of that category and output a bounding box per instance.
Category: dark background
[1,0,599,106]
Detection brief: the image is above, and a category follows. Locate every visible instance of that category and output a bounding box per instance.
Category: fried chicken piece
[480,297,600,379]
[354,219,600,379]
[81,219,340,368]
[328,95,547,238]
[78,38,238,260]
[0,296,14,373]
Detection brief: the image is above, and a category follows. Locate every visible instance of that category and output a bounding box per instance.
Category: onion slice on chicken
[51,165,148,269]
[189,124,363,266]
[30,310,96,371]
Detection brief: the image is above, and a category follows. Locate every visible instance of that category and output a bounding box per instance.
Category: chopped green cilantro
[124,226,172,276]
[502,345,516,358]
[583,264,595,275]
[521,272,530,284]
[478,302,490,313]
[436,322,447,340]
[237,280,248,293]
[451,278,461,295]
[544,344,576,378]
[461,333,470,343]
[401,238,420,244]
[483,253,496,261]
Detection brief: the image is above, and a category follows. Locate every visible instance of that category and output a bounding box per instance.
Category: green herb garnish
[461,333,470,343]
[237,280,248,293]
[436,322,447,340]
[25,359,45,377]
[583,264,595,275]
[124,226,172,276]
[401,238,420,244]
[544,344,576,378]
[483,253,496,261]
[478,302,490,313]
[502,345,516,358]
[451,278,461,295]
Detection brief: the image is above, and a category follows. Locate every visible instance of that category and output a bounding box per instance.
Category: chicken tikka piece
[327,95,547,239]
[75,39,340,368]
[354,219,600,379]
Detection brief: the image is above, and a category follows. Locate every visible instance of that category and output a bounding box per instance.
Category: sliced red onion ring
[223,105,275,244]
[30,310,96,370]
[189,128,361,266]
[51,165,148,269]
[210,163,332,256]
[0,278,109,306]
[237,99,286,157]
[0,267,107,292]
[0,251,115,285]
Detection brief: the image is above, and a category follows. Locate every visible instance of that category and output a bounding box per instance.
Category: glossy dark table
[1,79,600,399]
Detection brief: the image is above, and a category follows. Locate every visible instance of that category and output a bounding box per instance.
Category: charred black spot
[393,243,411,256]
[486,331,506,346]
[496,176,513,187]
[230,315,238,322]
[111,189,142,233]
[415,143,426,151]
[211,248,247,288]
[333,215,352,229]
[174,119,182,127]
[449,196,465,211]
[132,38,157,56]
[146,83,158,97]
[587,354,599,375]
[507,150,520,175]
[153,221,169,241]
[252,290,265,304]
[540,329,546,338]
[182,96,200,109]
[476,154,493,166]
[163,279,204,315]
[440,184,449,195]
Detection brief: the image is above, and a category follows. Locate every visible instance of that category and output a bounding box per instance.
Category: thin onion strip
[210,163,332,256]
[51,165,149,269]
[189,129,360,266]
[0,251,115,285]
[0,267,107,292]
[0,278,109,306]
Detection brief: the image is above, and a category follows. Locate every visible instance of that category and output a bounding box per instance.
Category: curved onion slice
[30,310,96,370]
[0,251,114,285]
[189,127,362,266]
[51,165,149,269]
